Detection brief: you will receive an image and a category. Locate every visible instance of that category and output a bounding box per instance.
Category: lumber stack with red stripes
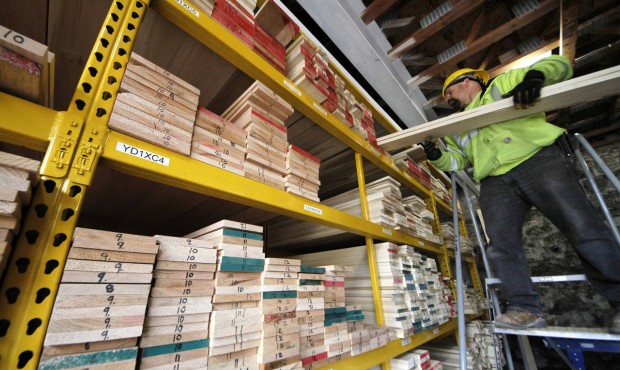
[223,81,294,190]
[285,145,320,202]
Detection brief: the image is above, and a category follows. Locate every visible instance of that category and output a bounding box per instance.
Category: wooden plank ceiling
[355,0,620,147]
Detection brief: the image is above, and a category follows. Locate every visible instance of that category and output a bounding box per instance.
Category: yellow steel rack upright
[0,0,484,369]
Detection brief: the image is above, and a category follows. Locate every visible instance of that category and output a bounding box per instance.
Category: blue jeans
[479,143,620,314]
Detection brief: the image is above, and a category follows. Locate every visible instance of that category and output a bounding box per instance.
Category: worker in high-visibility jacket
[423,55,620,333]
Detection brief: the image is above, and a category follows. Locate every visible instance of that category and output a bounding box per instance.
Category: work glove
[503,69,545,109]
[421,140,442,161]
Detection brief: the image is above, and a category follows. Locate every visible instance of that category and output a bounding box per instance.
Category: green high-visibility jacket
[431,55,573,182]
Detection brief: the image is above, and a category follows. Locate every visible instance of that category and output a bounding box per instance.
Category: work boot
[494,308,547,330]
[611,311,620,334]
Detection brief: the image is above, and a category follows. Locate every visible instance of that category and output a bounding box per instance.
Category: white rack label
[401,337,411,346]
[433,328,440,335]
[175,0,199,17]
[116,142,170,166]
[284,79,301,96]
[313,102,328,116]
[382,228,392,235]
[304,204,323,215]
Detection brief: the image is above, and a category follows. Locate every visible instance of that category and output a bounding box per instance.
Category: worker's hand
[421,140,442,161]
[503,69,545,109]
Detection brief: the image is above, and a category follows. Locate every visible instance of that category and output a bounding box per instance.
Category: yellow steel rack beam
[0,1,151,369]
[0,92,57,152]
[101,131,442,253]
[151,0,430,199]
[317,320,460,370]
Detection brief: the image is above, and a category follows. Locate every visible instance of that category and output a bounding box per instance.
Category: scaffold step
[486,274,587,286]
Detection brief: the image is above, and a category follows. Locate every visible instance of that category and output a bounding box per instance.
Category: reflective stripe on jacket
[431,55,573,182]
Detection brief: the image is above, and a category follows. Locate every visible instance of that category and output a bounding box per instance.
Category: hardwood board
[138,348,209,369]
[191,140,245,166]
[41,338,137,357]
[138,330,207,348]
[56,283,151,296]
[43,327,144,346]
[144,313,210,327]
[153,278,214,289]
[46,315,145,333]
[68,247,156,264]
[154,260,217,272]
[120,76,196,121]
[53,294,148,308]
[50,304,147,320]
[64,259,153,274]
[153,270,214,280]
[72,228,158,254]
[123,67,198,111]
[149,286,214,298]
[156,244,217,263]
[211,292,261,303]
[195,106,248,145]
[192,126,247,160]
[60,271,152,284]
[141,321,209,337]
[208,339,260,356]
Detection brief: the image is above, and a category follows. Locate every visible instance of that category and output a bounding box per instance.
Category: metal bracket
[70,125,107,183]
[41,112,83,178]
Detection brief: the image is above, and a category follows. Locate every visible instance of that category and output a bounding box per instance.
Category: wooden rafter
[464,8,486,46]
[387,0,485,60]
[560,0,579,63]
[361,0,398,25]
[489,39,561,78]
[407,0,558,87]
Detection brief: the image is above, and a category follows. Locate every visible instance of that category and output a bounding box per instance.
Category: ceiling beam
[560,0,579,62]
[387,0,485,60]
[407,0,558,87]
[361,0,398,25]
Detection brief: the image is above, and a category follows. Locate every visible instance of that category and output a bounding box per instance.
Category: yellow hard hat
[442,68,489,98]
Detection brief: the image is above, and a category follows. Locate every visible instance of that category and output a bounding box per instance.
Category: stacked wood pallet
[186,220,265,369]
[285,35,336,106]
[297,265,328,368]
[40,228,158,369]
[258,257,302,369]
[223,80,294,190]
[212,0,256,48]
[110,53,200,156]
[285,144,321,202]
[0,25,54,107]
[466,320,505,369]
[0,151,40,277]
[192,107,248,176]
[138,235,216,369]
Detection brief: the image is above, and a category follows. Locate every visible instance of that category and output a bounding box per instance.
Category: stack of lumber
[233,0,257,17]
[192,107,247,176]
[253,21,286,74]
[391,151,432,190]
[191,0,215,15]
[223,80,294,190]
[324,321,351,364]
[285,144,321,201]
[0,25,54,107]
[258,257,302,369]
[428,171,452,205]
[297,265,328,368]
[254,0,299,48]
[440,222,476,256]
[268,176,443,249]
[186,220,265,369]
[211,0,256,48]
[420,334,497,370]
[285,35,336,106]
[110,52,200,156]
[0,151,40,276]
[138,235,216,369]
[402,194,442,244]
[40,228,158,369]
[466,320,505,369]
[390,349,433,370]
[459,284,485,316]
[294,243,456,339]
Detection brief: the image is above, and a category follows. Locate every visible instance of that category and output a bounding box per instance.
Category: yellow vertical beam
[354,152,391,370]
[0,1,150,369]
